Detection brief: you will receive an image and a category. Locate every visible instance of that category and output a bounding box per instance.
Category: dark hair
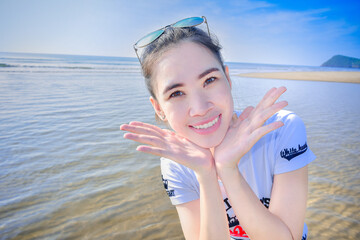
[140,26,225,100]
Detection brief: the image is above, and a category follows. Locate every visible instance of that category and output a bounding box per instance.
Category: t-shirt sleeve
[272,111,316,174]
[160,157,200,205]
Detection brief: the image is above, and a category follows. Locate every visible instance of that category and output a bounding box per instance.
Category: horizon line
[0,50,326,67]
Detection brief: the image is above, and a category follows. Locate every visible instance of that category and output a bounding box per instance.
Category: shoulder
[264,110,307,141]
[264,109,308,147]
[267,109,303,126]
[161,157,194,177]
[160,157,198,188]
[236,109,302,125]
[160,157,200,205]
[266,110,316,174]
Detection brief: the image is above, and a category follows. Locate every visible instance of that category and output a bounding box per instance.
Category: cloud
[207,2,359,65]
[0,0,358,65]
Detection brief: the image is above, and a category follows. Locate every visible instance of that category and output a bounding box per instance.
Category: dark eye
[170,91,184,98]
[204,77,216,87]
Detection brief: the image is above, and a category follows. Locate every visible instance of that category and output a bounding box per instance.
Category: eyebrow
[198,67,220,79]
[163,83,184,95]
[162,67,220,95]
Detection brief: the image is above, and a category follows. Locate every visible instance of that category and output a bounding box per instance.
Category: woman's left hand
[214,87,288,171]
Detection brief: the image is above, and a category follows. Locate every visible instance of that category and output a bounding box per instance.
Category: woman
[121,16,315,240]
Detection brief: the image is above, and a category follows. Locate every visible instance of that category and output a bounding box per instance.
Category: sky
[0,0,359,66]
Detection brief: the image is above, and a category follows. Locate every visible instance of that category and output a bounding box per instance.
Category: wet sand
[238,71,360,83]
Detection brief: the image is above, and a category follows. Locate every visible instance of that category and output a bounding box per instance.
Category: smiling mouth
[190,114,220,130]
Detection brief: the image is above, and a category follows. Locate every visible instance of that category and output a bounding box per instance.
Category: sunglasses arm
[134,45,142,65]
[202,16,210,37]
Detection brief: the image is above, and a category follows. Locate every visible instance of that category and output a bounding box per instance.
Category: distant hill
[321,55,360,68]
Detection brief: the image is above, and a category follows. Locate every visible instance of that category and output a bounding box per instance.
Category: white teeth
[192,116,219,129]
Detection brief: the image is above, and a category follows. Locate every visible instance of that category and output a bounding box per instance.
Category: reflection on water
[0,53,359,239]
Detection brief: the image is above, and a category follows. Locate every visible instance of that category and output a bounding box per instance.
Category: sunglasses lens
[135,29,164,48]
[172,17,204,28]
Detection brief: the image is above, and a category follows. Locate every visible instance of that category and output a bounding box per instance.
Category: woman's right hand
[120,121,214,175]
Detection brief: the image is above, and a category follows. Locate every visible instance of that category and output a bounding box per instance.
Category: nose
[188,92,213,117]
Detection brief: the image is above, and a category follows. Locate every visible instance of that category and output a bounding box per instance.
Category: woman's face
[151,41,234,148]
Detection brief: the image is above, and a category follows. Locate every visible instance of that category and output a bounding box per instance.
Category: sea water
[0,52,359,239]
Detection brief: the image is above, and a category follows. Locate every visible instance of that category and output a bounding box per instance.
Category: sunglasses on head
[133,16,210,64]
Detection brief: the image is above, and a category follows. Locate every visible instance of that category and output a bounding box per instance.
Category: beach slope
[238,71,360,84]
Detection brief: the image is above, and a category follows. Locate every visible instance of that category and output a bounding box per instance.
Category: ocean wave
[0,63,93,70]
[0,63,143,72]
[0,53,141,73]
[0,63,14,68]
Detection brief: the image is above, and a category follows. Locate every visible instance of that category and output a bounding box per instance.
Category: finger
[250,100,288,128]
[137,145,175,160]
[128,121,166,136]
[257,87,287,110]
[163,129,176,136]
[233,106,254,128]
[266,100,288,115]
[137,146,186,166]
[120,123,163,138]
[136,145,167,158]
[124,132,165,148]
[263,87,277,99]
[230,113,238,127]
[266,86,286,106]
[163,129,189,142]
[261,100,288,120]
[257,87,277,107]
[248,121,284,146]
[238,106,254,121]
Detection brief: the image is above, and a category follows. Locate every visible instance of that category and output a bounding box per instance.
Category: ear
[224,65,232,89]
[150,96,166,121]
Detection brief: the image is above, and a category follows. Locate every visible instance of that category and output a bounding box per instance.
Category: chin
[197,141,221,149]
[192,132,226,149]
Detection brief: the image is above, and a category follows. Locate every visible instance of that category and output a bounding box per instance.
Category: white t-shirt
[161,110,315,240]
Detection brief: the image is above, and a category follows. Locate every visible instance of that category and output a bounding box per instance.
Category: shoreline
[237,71,360,84]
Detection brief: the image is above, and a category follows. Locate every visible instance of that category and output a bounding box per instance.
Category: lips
[191,115,220,129]
[189,114,222,135]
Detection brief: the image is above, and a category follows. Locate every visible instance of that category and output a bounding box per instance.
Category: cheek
[214,84,234,128]
[213,83,234,108]
[163,102,189,130]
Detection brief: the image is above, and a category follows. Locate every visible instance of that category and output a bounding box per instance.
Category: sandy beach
[238,71,360,84]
